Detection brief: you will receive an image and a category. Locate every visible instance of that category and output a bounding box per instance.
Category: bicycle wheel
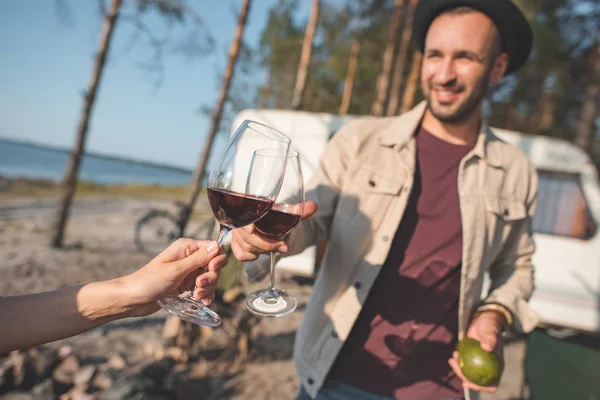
[134,210,182,257]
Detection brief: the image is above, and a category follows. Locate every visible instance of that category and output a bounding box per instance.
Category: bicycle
[134,201,217,257]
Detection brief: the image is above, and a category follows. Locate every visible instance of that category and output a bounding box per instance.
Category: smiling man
[231,1,538,399]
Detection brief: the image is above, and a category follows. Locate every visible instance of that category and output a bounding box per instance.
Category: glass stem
[187,225,230,304]
[217,225,231,245]
[268,251,276,291]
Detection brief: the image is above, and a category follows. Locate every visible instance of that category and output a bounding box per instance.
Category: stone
[11,352,37,390]
[139,358,175,383]
[222,286,244,303]
[74,365,96,386]
[59,385,97,400]
[91,370,113,391]
[128,391,173,400]
[162,316,181,343]
[30,378,53,397]
[27,347,61,381]
[101,376,156,400]
[107,354,126,370]
[0,359,15,394]
[58,346,73,359]
[52,355,80,395]
[142,341,164,360]
[165,347,188,364]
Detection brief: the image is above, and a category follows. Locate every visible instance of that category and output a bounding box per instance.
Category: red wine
[255,209,302,240]
[207,188,274,229]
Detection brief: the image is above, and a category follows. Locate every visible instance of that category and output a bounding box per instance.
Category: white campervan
[230,109,600,335]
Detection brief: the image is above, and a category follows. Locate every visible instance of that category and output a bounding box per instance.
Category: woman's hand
[121,238,228,317]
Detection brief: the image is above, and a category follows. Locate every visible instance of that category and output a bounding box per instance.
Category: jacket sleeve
[479,162,540,333]
[283,122,357,257]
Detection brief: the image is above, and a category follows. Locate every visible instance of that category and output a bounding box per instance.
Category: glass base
[158,292,222,327]
[245,288,297,317]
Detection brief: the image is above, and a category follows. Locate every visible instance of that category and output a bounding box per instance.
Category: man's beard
[424,74,490,124]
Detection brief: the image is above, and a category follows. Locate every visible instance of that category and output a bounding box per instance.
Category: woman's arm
[0,238,227,353]
[0,279,129,353]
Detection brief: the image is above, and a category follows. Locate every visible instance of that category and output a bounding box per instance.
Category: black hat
[412,0,533,75]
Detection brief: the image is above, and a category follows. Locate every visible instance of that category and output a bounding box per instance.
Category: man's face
[421,11,507,124]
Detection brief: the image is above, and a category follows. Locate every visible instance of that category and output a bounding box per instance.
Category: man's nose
[436,58,457,85]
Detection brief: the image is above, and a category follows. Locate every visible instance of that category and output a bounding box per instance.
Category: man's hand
[448,310,506,393]
[121,238,228,316]
[230,201,318,262]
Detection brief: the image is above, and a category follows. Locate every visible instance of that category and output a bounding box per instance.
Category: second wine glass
[246,150,304,317]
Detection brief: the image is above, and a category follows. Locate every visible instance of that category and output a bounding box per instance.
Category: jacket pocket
[484,196,527,258]
[485,196,527,222]
[336,167,403,231]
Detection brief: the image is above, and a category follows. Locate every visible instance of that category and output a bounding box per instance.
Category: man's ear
[489,52,509,84]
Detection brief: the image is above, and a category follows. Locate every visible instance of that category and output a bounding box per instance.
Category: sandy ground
[0,194,528,399]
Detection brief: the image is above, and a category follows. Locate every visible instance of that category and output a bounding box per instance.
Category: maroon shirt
[328,127,475,399]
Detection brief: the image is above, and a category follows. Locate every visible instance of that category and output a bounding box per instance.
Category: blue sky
[0,0,316,169]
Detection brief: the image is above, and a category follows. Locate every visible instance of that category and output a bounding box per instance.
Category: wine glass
[245,150,304,317]
[157,120,291,327]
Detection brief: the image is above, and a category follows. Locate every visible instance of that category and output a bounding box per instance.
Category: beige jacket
[284,102,539,400]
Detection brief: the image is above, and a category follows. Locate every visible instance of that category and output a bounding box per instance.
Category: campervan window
[532,170,597,240]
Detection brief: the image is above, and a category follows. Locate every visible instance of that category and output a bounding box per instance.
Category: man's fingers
[301,201,318,220]
[236,228,284,252]
[230,240,258,262]
[448,354,498,393]
[480,333,497,352]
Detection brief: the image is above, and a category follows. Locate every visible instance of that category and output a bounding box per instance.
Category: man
[232,0,538,399]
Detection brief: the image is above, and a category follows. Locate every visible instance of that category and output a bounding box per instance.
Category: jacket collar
[377,100,503,168]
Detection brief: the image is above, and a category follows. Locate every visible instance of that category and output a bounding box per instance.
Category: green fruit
[457,338,504,387]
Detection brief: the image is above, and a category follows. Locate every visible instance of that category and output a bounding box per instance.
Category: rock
[11,352,37,390]
[74,365,96,386]
[165,347,187,364]
[0,392,36,400]
[107,354,126,371]
[52,355,80,395]
[58,346,73,359]
[0,359,15,394]
[30,378,53,397]
[223,286,244,303]
[139,358,175,383]
[128,391,174,400]
[59,385,97,400]
[162,316,181,345]
[163,367,189,392]
[91,369,113,391]
[101,376,156,400]
[27,347,61,381]
[142,341,164,360]
[199,325,214,339]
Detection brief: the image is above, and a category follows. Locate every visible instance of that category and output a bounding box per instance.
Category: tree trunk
[338,40,360,115]
[179,0,252,232]
[387,0,418,116]
[576,85,599,154]
[291,0,319,110]
[400,49,422,113]
[371,0,404,116]
[51,0,122,248]
[575,43,599,155]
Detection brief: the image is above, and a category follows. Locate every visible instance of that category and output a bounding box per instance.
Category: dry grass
[0,177,203,200]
